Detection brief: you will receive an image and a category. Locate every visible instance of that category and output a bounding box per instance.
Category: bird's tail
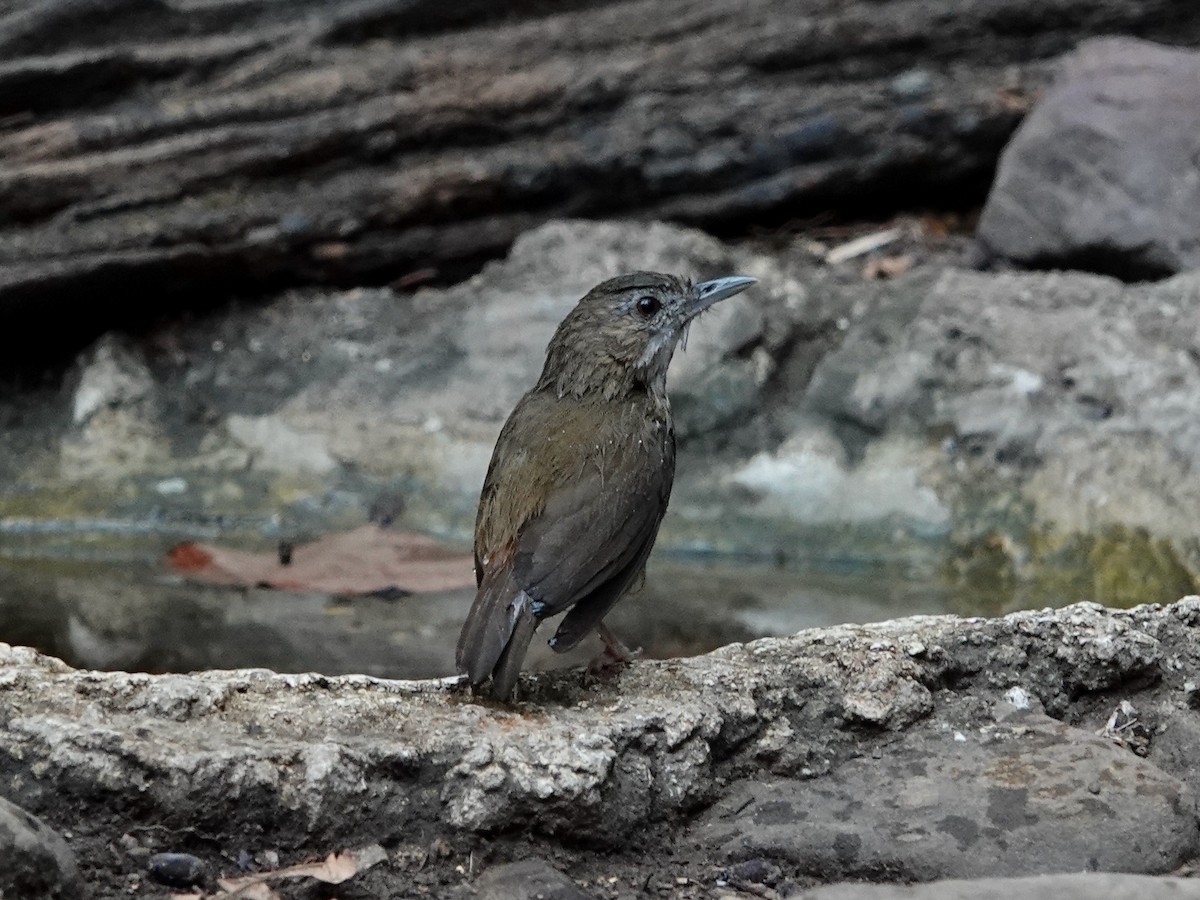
[456,571,538,701]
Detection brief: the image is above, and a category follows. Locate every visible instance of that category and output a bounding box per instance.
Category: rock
[59,332,170,479]
[696,712,1198,879]
[979,37,1200,278]
[1147,708,1200,798]
[0,796,83,900]
[147,852,207,888]
[771,264,1200,590]
[0,600,1196,894]
[791,873,1200,899]
[225,414,338,475]
[35,219,795,539]
[8,221,1200,606]
[726,430,950,532]
[69,333,155,426]
[472,859,595,900]
[722,858,783,889]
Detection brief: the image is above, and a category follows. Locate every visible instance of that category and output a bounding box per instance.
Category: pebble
[147,852,207,888]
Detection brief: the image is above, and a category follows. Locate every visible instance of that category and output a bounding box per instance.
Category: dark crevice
[1020,248,1178,284]
[0,241,495,383]
[322,0,626,45]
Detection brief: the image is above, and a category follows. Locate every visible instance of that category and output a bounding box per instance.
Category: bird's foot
[588,623,642,676]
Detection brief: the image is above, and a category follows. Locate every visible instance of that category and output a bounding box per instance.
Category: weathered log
[1,0,1199,348]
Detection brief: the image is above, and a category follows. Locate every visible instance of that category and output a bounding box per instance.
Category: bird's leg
[589,622,643,674]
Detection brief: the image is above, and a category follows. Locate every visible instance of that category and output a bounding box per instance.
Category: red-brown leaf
[166,526,473,594]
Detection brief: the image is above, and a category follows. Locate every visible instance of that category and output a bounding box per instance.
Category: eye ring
[635,296,661,318]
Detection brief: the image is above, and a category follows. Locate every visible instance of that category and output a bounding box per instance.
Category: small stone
[723,859,780,886]
[1004,687,1032,710]
[147,852,207,888]
[1184,681,1200,710]
[473,859,596,900]
[0,798,83,900]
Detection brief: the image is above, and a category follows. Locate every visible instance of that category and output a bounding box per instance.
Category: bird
[455,271,757,701]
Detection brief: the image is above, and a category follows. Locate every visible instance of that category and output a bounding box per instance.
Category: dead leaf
[218,845,387,892]
[863,254,914,279]
[167,526,474,594]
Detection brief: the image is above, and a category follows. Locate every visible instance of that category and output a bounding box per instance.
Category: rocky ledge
[2,598,1199,897]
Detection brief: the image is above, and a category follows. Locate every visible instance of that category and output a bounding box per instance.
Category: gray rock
[4,218,800,548]
[791,873,1200,899]
[473,859,595,900]
[979,37,1200,277]
[7,220,1200,605]
[0,796,82,900]
[60,332,170,479]
[696,713,1197,879]
[1148,707,1200,799]
[0,599,1197,851]
[0,599,1198,894]
[744,263,1200,590]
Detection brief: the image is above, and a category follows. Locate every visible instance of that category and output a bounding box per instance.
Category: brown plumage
[455,271,756,701]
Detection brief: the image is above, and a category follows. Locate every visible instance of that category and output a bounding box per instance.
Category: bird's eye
[635,296,661,318]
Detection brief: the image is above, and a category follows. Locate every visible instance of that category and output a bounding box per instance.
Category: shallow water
[0,550,959,679]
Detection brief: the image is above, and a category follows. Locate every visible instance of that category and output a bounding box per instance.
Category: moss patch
[944,524,1198,615]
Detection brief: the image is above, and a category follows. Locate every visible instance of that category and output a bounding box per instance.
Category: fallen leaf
[863,254,914,279]
[391,266,438,289]
[218,845,388,892]
[167,526,474,594]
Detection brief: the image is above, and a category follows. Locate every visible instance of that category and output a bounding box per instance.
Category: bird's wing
[511,428,674,629]
[461,392,674,681]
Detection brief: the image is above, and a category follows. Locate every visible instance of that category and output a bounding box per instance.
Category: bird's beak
[688,276,757,318]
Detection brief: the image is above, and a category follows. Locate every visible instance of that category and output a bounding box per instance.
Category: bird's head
[537,271,756,400]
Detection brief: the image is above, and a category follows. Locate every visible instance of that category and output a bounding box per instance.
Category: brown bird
[455,272,756,700]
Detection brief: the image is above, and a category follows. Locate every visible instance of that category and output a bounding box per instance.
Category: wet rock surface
[0,796,83,900]
[0,599,1198,897]
[979,38,1200,278]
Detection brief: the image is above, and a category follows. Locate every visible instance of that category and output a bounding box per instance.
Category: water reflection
[0,556,958,679]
